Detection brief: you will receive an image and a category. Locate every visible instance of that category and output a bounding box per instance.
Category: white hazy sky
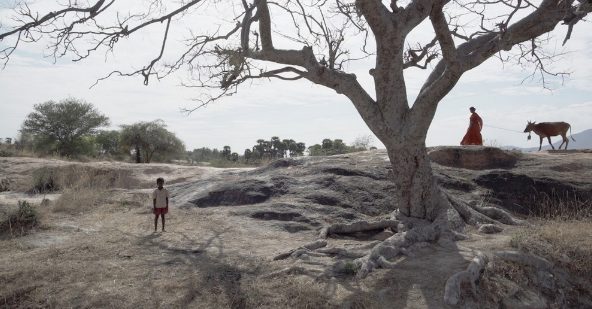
[1,1,591,152]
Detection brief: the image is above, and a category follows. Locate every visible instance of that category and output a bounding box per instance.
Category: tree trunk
[386,142,442,220]
[135,145,141,163]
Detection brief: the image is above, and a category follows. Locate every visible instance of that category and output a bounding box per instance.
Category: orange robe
[460,112,483,145]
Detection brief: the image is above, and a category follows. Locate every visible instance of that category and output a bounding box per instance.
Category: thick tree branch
[402,0,438,32]
[430,3,458,64]
[257,0,274,50]
[355,0,393,36]
[458,0,578,71]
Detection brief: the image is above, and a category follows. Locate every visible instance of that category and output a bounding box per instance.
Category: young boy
[152,177,169,232]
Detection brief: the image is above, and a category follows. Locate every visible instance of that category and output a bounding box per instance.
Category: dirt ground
[0,151,590,308]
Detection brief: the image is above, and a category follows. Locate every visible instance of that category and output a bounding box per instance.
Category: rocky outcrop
[475,171,592,215]
[173,151,397,217]
[429,146,519,170]
[170,148,591,221]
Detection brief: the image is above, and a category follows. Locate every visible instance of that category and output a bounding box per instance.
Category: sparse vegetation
[29,165,137,194]
[0,145,591,308]
[528,191,592,219]
[52,187,106,214]
[308,138,372,156]
[0,201,39,236]
[510,220,592,277]
[341,261,359,276]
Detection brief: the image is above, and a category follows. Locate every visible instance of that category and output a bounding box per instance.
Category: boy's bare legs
[154,214,158,232]
[161,214,166,232]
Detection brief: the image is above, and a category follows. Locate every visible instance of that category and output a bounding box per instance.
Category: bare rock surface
[428,146,519,170]
[0,148,591,308]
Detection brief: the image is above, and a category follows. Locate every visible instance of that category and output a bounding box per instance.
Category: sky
[1,1,591,152]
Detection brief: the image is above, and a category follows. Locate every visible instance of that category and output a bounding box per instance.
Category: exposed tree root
[443,251,489,306]
[273,239,327,260]
[261,266,322,279]
[272,192,524,305]
[449,195,524,229]
[318,219,399,239]
[346,221,440,278]
[494,250,553,271]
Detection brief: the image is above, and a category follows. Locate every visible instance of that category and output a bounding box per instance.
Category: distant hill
[522,128,592,151]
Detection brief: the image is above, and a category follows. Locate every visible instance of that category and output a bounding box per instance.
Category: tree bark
[386,141,442,220]
[135,145,141,163]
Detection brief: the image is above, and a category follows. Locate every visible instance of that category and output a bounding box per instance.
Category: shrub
[30,167,60,193]
[0,201,39,236]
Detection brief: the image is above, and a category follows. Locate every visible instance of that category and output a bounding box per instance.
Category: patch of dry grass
[52,187,106,214]
[0,144,35,158]
[29,165,138,193]
[528,191,592,219]
[22,165,141,214]
[479,258,530,306]
[510,220,592,277]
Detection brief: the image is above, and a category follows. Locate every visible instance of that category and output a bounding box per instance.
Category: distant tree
[295,143,306,156]
[308,144,324,156]
[20,98,109,157]
[352,135,375,150]
[95,130,121,156]
[309,138,366,156]
[120,120,185,163]
[222,146,232,160]
[321,139,334,152]
[270,136,283,159]
[243,149,253,163]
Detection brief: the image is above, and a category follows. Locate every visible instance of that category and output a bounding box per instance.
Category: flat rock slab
[428,146,519,170]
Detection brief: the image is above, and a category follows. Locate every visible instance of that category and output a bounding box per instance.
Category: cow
[523,121,575,151]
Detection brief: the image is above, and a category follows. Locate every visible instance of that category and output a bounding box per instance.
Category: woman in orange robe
[460,107,483,145]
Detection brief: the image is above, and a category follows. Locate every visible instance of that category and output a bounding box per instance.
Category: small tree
[95,130,121,157]
[20,98,109,157]
[352,135,375,150]
[120,120,185,163]
[222,146,232,160]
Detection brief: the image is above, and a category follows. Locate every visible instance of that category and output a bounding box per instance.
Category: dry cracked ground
[0,147,591,308]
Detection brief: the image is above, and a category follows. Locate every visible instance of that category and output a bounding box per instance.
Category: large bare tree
[1,0,590,286]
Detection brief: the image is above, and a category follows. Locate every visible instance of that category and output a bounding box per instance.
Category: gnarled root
[449,195,524,231]
[443,251,489,306]
[319,219,399,238]
[345,222,440,278]
[273,239,327,260]
[261,266,322,279]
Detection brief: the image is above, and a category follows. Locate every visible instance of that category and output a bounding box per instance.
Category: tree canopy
[20,98,109,157]
[120,120,185,163]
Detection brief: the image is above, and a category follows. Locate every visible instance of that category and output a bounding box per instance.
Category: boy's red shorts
[153,207,168,215]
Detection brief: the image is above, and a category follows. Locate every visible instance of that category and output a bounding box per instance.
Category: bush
[29,165,138,193]
[30,167,61,193]
[1,201,39,236]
